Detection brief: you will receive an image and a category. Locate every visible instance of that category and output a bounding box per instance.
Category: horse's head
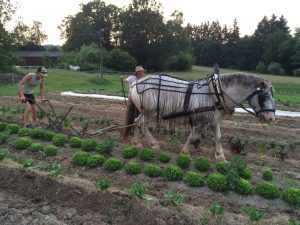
[247,81,275,123]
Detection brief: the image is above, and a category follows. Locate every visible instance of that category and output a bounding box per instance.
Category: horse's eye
[265,93,270,99]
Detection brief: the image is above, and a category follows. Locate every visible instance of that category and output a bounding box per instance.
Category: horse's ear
[213,63,220,75]
[258,81,267,90]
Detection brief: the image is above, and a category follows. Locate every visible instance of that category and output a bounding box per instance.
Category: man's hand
[20,95,26,103]
[41,97,46,104]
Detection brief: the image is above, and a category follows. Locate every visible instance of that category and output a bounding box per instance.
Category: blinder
[247,87,275,117]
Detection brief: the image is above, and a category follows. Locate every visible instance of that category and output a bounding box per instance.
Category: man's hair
[36,66,47,74]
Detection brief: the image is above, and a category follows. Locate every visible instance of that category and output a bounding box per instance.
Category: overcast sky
[9,0,299,45]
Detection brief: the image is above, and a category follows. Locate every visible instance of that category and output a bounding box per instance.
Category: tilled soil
[0,93,299,224]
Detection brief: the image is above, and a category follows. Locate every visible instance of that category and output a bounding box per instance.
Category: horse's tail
[121,97,136,140]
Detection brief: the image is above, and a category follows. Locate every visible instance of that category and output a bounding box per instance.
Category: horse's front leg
[132,114,143,148]
[182,131,196,154]
[214,123,227,161]
[143,118,160,150]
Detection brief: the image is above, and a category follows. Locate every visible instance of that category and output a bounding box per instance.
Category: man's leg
[23,102,31,127]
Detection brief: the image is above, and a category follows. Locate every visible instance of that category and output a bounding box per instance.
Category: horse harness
[161,73,233,121]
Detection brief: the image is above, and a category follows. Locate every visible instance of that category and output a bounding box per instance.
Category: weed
[0,148,8,162]
[94,177,111,191]
[20,159,35,171]
[241,206,264,222]
[127,182,148,199]
[288,218,300,225]
[165,134,180,145]
[46,162,63,178]
[208,201,224,217]
[164,191,185,206]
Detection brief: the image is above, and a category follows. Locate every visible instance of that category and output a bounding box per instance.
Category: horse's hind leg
[214,123,227,161]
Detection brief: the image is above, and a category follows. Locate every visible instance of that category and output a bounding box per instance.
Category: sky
[8,0,300,45]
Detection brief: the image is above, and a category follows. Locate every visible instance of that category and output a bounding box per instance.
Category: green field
[1,66,300,106]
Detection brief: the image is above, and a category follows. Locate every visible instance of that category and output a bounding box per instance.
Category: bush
[6,123,20,134]
[215,162,231,174]
[293,68,300,77]
[139,148,155,161]
[144,163,162,177]
[166,51,193,71]
[183,171,205,187]
[29,128,45,139]
[81,138,97,151]
[104,48,137,71]
[18,128,30,137]
[233,178,253,195]
[256,61,267,73]
[104,157,122,171]
[28,143,44,152]
[13,137,32,150]
[176,153,191,169]
[0,132,9,144]
[207,173,229,192]
[239,166,252,180]
[0,122,8,131]
[256,182,280,199]
[86,154,105,167]
[159,151,171,163]
[122,146,138,159]
[124,162,142,175]
[70,136,82,148]
[0,148,8,162]
[96,137,115,154]
[163,166,184,181]
[73,151,90,165]
[52,134,68,146]
[42,131,55,141]
[262,168,273,181]
[195,157,211,171]
[267,62,285,75]
[282,187,300,207]
[44,145,59,156]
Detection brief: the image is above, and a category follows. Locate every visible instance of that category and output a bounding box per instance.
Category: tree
[59,0,121,51]
[119,0,166,70]
[10,20,47,50]
[0,0,16,72]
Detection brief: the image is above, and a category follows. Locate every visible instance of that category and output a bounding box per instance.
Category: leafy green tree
[119,0,166,70]
[0,0,16,72]
[59,0,121,51]
[10,20,47,50]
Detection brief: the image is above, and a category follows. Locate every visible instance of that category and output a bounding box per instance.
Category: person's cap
[135,66,144,73]
[37,67,47,76]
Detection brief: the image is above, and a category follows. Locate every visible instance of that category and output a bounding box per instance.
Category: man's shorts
[24,94,35,104]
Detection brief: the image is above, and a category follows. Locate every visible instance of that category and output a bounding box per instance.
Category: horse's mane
[220,73,272,89]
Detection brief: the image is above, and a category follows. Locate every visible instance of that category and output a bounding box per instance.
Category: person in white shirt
[120,65,144,88]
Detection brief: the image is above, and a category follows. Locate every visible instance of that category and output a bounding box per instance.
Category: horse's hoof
[215,153,227,162]
[181,148,189,154]
[152,144,160,150]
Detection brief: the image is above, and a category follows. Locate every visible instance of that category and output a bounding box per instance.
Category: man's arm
[18,74,32,101]
[40,79,44,101]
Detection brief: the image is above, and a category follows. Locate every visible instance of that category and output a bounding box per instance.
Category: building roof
[12,51,64,58]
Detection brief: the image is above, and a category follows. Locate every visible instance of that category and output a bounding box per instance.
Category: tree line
[1,0,300,76]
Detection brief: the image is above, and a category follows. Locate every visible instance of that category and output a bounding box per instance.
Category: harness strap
[183,82,195,126]
[156,75,162,123]
[208,74,233,114]
[162,106,216,120]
